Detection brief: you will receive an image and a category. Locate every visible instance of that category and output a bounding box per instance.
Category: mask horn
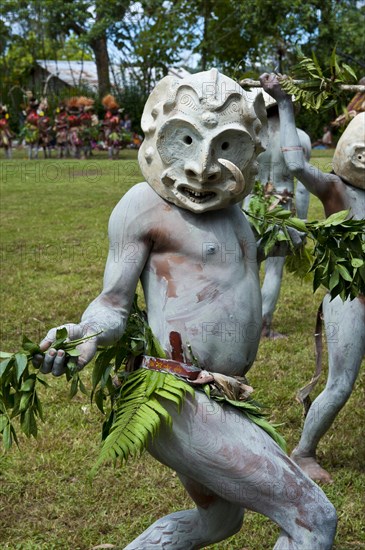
[218,158,245,196]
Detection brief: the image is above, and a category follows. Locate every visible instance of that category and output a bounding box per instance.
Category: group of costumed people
[0,93,142,160]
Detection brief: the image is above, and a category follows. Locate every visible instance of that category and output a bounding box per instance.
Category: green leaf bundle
[279,48,357,111]
[0,330,98,449]
[244,189,365,301]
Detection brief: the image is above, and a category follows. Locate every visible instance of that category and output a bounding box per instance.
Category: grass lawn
[0,148,364,549]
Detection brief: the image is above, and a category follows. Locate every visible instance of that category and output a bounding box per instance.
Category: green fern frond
[92,368,194,473]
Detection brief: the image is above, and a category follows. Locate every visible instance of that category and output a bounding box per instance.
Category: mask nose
[184,152,221,183]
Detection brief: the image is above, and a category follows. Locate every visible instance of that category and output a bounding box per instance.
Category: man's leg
[125,474,244,550]
[125,391,336,549]
[292,294,365,483]
[295,181,310,220]
[261,256,286,338]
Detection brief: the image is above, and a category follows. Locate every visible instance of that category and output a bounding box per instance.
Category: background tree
[183,0,364,76]
[0,0,131,98]
[44,0,131,97]
[113,1,198,93]
[175,0,364,137]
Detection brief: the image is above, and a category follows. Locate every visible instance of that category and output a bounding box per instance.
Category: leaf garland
[308,212,365,300]
[244,184,365,301]
[278,48,358,111]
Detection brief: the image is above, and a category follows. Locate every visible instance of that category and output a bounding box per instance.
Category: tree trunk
[90,34,111,98]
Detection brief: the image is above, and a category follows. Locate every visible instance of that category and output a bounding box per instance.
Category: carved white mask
[333,112,365,190]
[139,69,267,212]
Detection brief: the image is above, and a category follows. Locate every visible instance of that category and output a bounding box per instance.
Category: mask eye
[221,141,230,151]
[184,135,193,145]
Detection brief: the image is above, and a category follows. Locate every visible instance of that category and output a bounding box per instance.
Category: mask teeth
[182,186,215,202]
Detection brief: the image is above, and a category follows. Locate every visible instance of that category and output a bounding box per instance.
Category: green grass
[0,149,364,549]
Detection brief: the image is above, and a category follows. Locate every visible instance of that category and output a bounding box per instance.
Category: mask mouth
[179,185,217,203]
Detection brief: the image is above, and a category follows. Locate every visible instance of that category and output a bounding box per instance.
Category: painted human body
[0,105,13,159]
[54,104,68,159]
[245,98,311,337]
[37,70,336,548]
[37,100,52,159]
[24,102,40,159]
[102,95,123,159]
[260,72,365,484]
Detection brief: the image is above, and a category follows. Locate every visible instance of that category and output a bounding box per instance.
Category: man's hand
[32,323,98,376]
[257,226,306,262]
[259,73,291,103]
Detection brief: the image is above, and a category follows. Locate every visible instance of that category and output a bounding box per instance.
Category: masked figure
[261,72,365,484]
[244,91,311,337]
[36,70,336,548]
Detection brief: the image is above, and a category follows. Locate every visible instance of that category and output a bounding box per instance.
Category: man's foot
[291,450,333,484]
[261,326,287,340]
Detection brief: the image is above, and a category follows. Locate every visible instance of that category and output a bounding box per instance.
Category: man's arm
[259,73,336,203]
[256,226,306,264]
[295,129,311,219]
[80,192,151,345]
[38,185,152,375]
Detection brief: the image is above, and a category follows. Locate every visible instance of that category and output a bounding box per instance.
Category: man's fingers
[32,353,44,368]
[39,349,67,376]
[39,326,59,352]
[259,73,270,86]
[76,340,97,370]
[39,324,84,352]
[37,325,98,375]
[39,339,53,352]
[40,348,57,373]
[52,350,67,377]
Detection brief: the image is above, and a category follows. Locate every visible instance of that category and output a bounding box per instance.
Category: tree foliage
[0,0,364,133]
[203,0,364,76]
[0,0,130,97]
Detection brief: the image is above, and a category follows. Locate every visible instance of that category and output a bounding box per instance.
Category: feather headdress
[102,94,119,110]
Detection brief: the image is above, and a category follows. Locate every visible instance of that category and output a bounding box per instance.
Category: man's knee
[326,379,355,406]
[315,502,337,546]
[292,501,337,549]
